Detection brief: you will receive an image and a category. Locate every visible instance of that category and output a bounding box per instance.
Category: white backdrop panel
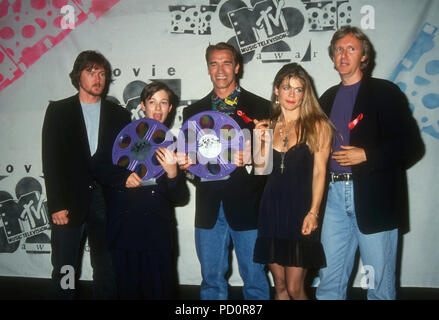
[0,0,438,288]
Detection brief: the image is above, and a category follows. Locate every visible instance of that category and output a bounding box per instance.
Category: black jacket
[320,77,424,234]
[92,161,188,251]
[41,94,131,227]
[90,117,188,251]
[182,88,270,231]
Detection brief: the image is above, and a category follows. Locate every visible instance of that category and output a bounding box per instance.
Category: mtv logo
[18,191,49,233]
[228,0,288,53]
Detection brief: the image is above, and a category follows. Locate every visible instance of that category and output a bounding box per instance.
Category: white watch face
[198,134,221,159]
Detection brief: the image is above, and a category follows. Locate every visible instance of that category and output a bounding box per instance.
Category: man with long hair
[42,50,131,299]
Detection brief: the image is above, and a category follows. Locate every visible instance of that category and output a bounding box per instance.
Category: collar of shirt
[211,85,241,115]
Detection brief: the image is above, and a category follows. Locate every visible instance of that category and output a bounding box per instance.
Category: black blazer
[92,161,188,252]
[182,88,270,231]
[319,77,424,234]
[41,94,131,227]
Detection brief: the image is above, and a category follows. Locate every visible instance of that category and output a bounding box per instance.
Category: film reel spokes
[179,111,245,180]
[112,118,175,181]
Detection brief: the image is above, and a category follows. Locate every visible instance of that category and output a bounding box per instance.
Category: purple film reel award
[112,118,175,181]
[179,111,244,180]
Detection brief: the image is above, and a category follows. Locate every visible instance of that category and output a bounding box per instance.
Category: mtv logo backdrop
[0,0,438,288]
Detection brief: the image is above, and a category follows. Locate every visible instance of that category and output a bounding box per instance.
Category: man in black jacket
[181,42,270,300]
[315,27,424,300]
[42,50,131,299]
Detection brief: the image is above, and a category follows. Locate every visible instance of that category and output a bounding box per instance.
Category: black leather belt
[329,172,353,182]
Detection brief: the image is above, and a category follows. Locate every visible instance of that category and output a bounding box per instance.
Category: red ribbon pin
[349,113,363,130]
[237,110,253,124]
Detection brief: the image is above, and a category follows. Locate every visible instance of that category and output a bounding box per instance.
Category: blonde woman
[253,63,333,300]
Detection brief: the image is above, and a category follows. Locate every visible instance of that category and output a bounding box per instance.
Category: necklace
[278,118,296,174]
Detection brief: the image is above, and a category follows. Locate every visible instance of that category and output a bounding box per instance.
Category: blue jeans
[316,180,398,300]
[195,203,269,300]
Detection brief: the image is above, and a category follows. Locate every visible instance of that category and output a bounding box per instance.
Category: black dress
[253,143,326,268]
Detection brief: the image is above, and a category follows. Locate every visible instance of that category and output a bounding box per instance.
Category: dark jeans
[111,249,174,300]
[50,184,117,299]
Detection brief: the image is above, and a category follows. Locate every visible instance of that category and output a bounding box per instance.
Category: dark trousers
[111,249,174,300]
[50,184,117,299]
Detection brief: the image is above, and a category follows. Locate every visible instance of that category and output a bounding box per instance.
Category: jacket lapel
[200,91,213,113]
[238,88,250,115]
[351,78,368,123]
[72,94,92,159]
[96,98,108,153]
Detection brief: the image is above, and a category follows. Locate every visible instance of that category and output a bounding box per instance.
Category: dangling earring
[275,97,279,106]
